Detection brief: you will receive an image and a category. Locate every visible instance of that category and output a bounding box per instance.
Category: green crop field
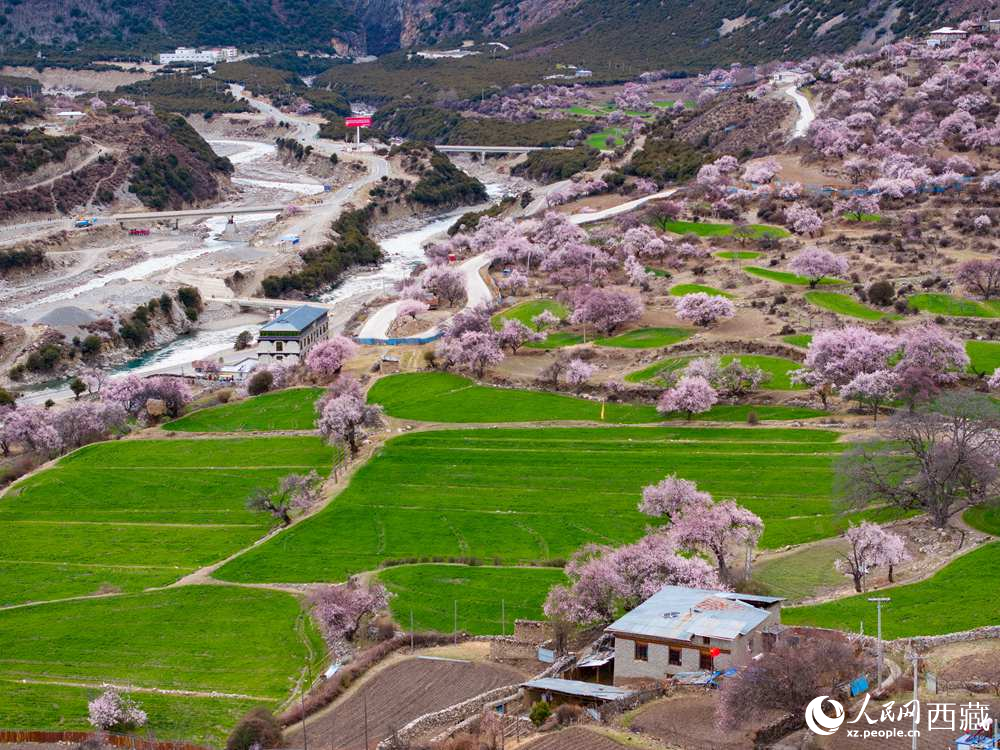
[368,372,659,423]
[662,221,789,239]
[586,126,627,150]
[0,436,335,606]
[753,541,849,602]
[908,294,1000,318]
[784,542,1000,638]
[670,283,733,298]
[164,387,324,432]
[716,251,761,260]
[967,340,1000,375]
[626,354,805,391]
[528,332,585,348]
[745,267,847,286]
[805,292,897,321]
[0,585,322,745]
[491,299,567,330]
[379,565,566,635]
[783,334,813,348]
[215,424,897,589]
[594,327,692,348]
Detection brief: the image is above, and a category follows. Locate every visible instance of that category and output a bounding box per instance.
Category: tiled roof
[260,305,327,334]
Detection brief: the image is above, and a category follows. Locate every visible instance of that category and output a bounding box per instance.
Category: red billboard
[345,116,373,128]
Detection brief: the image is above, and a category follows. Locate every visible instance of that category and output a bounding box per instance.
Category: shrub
[867,280,895,306]
[247,370,274,396]
[555,704,582,725]
[746,410,759,425]
[529,701,551,727]
[216,388,233,403]
[226,707,283,750]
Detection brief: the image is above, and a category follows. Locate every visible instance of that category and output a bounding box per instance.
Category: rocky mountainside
[0,0,971,67]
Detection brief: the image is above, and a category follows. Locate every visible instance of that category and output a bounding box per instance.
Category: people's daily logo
[805,696,846,735]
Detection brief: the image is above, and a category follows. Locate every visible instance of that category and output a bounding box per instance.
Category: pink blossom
[784,204,823,236]
[0,406,62,456]
[988,368,1000,390]
[395,299,429,321]
[570,288,643,334]
[841,370,897,421]
[311,581,390,645]
[657,375,718,418]
[669,499,763,584]
[437,330,504,376]
[497,319,540,353]
[894,322,969,384]
[741,158,780,184]
[788,247,849,287]
[564,358,595,388]
[88,687,147,731]
[836,522,909,591]
[639,474,711,517]
[794,326,896,391]
[674,292,735,327]
[317,390,383,456]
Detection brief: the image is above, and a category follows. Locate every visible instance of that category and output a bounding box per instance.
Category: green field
[745,266,848,286]
[491,298,568,331]
[908,293,1000,318]
[967,340,1000,375]
[805,292,897,321]
[784,542,1000,638]
[594,327,692,348]
[586,126,627,150]
[0,436,335,606]
[379,565,566,635]
[0,586,322,745]
[626,354,805,391]
[753,541,849,602]
[663,221,789,239]
[783,334,813,348]
[214,425,901,587]
[670,283,733,298]
[716,251,761,260]
[491,299,580,348]
[164,387,324,432]
[369,372,659,423]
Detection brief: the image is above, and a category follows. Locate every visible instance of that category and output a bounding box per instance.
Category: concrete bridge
[437,145,572,160]
[207,296,338,312]
[110,204,293,226]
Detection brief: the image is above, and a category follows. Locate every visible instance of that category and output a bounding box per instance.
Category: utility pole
[907,649,919,750]
[454,599,458,644]
[300,692,308,750]
[501,599,506,636]
[363,690,369,750]
[868,597,891,689]
[410,609,414,651]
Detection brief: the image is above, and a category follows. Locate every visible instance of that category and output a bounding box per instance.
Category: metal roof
[522,678,634,701]
[605,586,778,643]
[577,651,615,669]
[260,305,327,334]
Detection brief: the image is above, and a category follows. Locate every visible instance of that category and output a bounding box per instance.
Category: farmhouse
[257,305,329,366]
[927,27,968,47]
[606,586,782,685]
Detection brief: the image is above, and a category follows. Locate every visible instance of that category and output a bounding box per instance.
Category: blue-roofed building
[605,585,783,685]
[257,305,329,366]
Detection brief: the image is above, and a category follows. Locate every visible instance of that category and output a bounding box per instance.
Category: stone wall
[513,620,551,644]
[490,637,539,661]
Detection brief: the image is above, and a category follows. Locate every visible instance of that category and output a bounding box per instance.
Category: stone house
[605,585,783,686]
[257,305,329,366]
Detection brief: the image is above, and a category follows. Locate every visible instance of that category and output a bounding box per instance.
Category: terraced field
[0,436,336,607]
[0,585,324,744]
[215,424,897,590]
[165,387,323,432]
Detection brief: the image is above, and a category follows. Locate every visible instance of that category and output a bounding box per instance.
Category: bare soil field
[932,640,1000,685]
[0,66,153,92]
[284,656,527,750]
[629,692,783,750]
[518,727,632,750]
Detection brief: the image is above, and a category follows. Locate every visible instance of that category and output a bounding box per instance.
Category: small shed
[521,678,635,708]
[380,353,400,373]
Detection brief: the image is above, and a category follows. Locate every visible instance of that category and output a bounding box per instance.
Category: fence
[353,332,443,346]
[0,729,211,750]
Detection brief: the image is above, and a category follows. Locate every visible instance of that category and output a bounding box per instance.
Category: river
[16,141,508,403]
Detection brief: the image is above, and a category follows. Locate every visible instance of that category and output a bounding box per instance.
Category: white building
[159,46,239,65]
[257,305,329,366]
[927,27,968,47]
[606,585,782,686]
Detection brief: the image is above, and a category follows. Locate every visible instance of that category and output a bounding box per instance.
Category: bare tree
[836,392,1000,528]
[717,637,866,729]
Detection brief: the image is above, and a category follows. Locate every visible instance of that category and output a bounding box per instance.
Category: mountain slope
[0,0,965,67]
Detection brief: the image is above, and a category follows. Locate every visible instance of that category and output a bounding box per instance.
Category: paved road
[110,205,288,221]
[357,253,493,341]
[568,189,678,225]
[783,84,815,139]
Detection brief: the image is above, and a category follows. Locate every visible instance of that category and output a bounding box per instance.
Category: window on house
[634,642,648,661]
[275,342,284,352]
[700,651,714,670]
[702,636,710,645]
[668,648,681,666]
